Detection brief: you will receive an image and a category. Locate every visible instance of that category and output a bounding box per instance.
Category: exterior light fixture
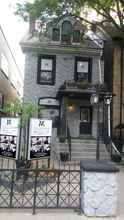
[90,87,100,161]
[104,94,112,138]
[90,93,99,105]
[68,104,75,112]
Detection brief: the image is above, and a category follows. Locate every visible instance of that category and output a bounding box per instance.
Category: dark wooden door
[80,107,92,135]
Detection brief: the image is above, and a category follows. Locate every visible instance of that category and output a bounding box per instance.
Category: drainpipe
[98,50,103,84]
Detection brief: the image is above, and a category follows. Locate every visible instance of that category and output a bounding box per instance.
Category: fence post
[33,166,38,214]
[9,169,15,208]
[80,160,119,217]
[57,170,60,207]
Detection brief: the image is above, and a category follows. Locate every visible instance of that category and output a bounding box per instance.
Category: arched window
[61,21,72,44]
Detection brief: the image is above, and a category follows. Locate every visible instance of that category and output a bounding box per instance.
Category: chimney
[29,15,36,33]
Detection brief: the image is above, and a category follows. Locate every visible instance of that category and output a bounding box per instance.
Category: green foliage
[3,99,22,116]
[15,0,81,22]
[14,0,124,39]
[3,99,39,127]
[21,102,39,127]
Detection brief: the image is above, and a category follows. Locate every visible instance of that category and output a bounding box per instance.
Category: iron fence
[0,166,80,214]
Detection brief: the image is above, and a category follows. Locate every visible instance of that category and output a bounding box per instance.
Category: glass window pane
[40,71,52,82]
[78,73,88,81]
[77,61,88,73]
[80,108,90,122]
[41,59,52,71]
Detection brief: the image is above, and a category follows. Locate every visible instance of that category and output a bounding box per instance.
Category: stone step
[57,138,109,161]
[59,144,106,151]
[64,139,97,144]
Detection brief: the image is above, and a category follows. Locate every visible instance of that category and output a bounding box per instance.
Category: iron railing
[67,122,71,161]
[0,167,80,214]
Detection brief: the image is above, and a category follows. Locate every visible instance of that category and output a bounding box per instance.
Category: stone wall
[80,160,119,217]
[81,172,118,216]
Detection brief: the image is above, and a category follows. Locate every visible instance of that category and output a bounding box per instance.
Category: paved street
[0,165,124,220]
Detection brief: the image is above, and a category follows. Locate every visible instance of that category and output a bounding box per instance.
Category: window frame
[74,57,92,83]
[73,30,80,43]
[37,55,56,85]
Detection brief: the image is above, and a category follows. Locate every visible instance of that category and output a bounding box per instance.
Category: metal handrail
[67,122,71,161]
[111,141,121,156]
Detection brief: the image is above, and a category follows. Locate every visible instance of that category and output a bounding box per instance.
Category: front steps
[58,138,110,161]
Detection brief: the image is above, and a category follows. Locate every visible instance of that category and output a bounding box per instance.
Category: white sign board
[39,98,59,106]
[28,118,52,160]
[0,117,20,159]
[30,119,52,137]
[0,118,19,136]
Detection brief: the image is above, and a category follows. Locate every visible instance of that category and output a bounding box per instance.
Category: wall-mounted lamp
[68,104,75,112]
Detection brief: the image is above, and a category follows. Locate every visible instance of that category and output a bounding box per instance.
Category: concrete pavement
[0,166,124,220]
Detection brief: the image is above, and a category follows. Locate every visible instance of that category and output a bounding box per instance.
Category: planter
[60,152,69,162]
[59,136,66,143]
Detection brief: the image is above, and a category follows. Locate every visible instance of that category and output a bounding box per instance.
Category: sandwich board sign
[0,117,20,159]
[28,118,52,160]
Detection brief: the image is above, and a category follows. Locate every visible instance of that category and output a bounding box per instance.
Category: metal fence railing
[0,166,80,214]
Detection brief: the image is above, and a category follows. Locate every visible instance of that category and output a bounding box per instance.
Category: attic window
[73,30,80,43]
[52,28,60,41]
[61,21,72,44]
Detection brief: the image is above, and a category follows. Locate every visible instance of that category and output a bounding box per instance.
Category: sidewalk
[0,166,124,220]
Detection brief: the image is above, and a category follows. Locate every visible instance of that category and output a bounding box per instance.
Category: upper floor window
[37,55,56,85]
[52,28,60,41]
[75,57,92,83]
[73,30,80,43]
[61,21,72,44]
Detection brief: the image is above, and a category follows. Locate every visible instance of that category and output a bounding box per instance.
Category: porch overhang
[57,81,111,100]
[57,88,110,100]
[58,88,95,99]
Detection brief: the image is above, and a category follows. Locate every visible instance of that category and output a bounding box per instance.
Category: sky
[0,0,28,78]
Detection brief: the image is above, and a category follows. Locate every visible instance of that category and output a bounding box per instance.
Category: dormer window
[73,30,80,43]
[52,28,60,41]
[61,21,72,44]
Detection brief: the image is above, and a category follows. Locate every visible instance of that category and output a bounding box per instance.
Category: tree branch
[116,1,124,27]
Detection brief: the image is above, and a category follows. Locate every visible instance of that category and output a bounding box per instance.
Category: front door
[80,107,92,135]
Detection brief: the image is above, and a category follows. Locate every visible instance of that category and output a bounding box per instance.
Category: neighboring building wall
[0,25,23,110]
[112,46,124,137]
